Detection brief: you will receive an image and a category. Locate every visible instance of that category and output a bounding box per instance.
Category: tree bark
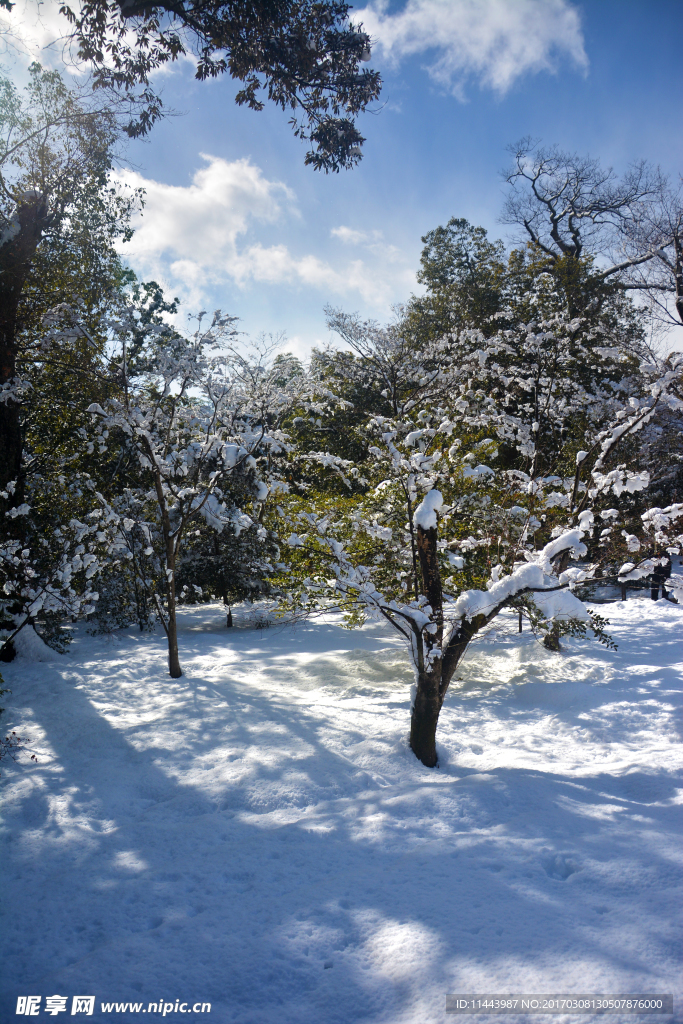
[415,523,443,640]
[409,524,444,767]
[0,196,50,508]
[673,229,683,324]
[163,535,182,677]
[149,459,183,678]
[410,666,441,768]
[166,591,182,678]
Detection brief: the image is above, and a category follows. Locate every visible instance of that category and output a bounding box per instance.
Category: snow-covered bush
[0,475,116,658]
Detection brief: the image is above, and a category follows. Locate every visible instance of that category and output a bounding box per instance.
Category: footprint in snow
[542,852,580,880]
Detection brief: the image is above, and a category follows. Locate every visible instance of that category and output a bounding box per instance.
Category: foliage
[0,64,140,516]
[60,0,381,170]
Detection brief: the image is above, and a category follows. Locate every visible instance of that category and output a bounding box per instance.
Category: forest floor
[1,597,682,1023]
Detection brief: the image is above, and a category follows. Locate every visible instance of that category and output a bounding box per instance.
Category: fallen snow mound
[11,625,59,662]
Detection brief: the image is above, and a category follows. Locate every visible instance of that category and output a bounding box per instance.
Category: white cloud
[115,156,413,311]
[331,225,404,263]
[117,155,294,263]
[357,0,587,98]
[331,226,382,245]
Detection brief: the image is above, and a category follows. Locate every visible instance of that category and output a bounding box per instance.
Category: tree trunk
[408,523,506,767]
[150,464,183,678]
[410,523,445,767]
[164,547,182,678]
[0,196,50,507]
[673,229,683,325]
[410,666,441,768]
[166,597,182,678]
[415,523,443,637]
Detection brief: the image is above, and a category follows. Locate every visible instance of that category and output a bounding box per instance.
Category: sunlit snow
[1,598,681,1022]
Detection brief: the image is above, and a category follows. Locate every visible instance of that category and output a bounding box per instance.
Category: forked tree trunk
[409,522,491,767]
[410,523,444,766]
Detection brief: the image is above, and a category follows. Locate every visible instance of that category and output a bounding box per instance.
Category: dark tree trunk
[410,524,445,767]
[167,595,182,678]
[415,523,443,635]
[0,196,50,509]
[149,459,183,678]
[164,543,182,677]
[410,667,441,768]
[674,230,683,325]
[408,523,511,767]
[212,534,232,628]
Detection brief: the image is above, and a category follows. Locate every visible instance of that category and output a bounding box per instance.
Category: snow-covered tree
[88,314,318,676]
[274,307,683,766]
[0,466,117,659]
[0,65,137,508]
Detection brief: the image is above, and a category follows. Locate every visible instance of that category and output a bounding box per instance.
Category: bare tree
[502,138,682,325]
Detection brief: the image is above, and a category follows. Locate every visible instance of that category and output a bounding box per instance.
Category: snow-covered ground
[1,598,682,1023]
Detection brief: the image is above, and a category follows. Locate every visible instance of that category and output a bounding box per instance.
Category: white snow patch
[413,489,443,530]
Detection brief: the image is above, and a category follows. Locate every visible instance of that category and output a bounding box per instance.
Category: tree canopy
[53,0,382,170]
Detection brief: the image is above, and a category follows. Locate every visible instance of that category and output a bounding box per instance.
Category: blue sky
[3,0,682,356]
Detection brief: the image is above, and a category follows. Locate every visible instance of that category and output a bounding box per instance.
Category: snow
[453,563,544,618]
[537,528,587,572]
[531,587,591,622]
[413,488,443,530]
[1,599,682,1023]
[11,624,59,662]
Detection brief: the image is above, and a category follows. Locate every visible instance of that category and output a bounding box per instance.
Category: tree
[0,484,113,658]
[501,137,683,325]
[89,314,318,676]
[0,64,136,507]
[275,307,681,767]
[58,0,381,170]
[0,295,134,659]
[406,218,507,340]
